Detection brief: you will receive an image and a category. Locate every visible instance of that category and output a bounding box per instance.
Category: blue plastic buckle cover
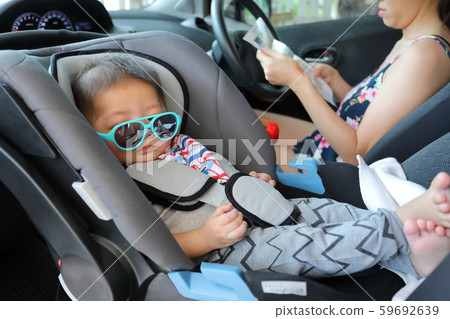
[276,158,325,195]
[168,262,257,301]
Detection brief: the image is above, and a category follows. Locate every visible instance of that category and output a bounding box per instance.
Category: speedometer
[11,13,41,32]
[38,10,74,31]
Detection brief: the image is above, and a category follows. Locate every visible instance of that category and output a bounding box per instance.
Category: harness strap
[225,173,299,227]
[127,159,299,228]
[127,160,216,202]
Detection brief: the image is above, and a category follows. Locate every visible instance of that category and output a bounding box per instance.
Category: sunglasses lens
[152,114,178,140]
[114,122,145,149]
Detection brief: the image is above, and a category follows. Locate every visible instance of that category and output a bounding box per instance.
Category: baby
[72,53,450,280]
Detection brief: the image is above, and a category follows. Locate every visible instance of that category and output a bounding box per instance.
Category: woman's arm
[257,48,360,163]
[257,39,450,164]
[354,38,450,157]
[290,80,360,163]
[173,203,247,259]
[256,49,352,102]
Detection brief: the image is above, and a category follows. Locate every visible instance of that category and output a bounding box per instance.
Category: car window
[99,0,156,10]
[247,0,379,27]
[95,1,379,26]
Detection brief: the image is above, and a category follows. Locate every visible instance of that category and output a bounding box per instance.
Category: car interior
[0,0,448,301]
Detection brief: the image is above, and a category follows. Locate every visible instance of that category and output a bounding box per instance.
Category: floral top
[292,35,450,162]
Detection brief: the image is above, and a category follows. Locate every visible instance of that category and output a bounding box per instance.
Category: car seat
[365,82,450,165]
[0,31,446,301]
[278,82,450,208]
[401,132,450,301]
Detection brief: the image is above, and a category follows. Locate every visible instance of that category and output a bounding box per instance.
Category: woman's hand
[312,63,337,85]
[256,48,311,87]
[312,62,351,102]
[249,171,276,187]
[199,203,247,251]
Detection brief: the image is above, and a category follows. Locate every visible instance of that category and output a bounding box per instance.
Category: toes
[431,172,450,191]
[437,211,450,228]
[433,190,449,206]
[434,225,446,236]
[416,219,427,230]
[437,201,450,215]
[425,220,436,231]
[404,219,420,237]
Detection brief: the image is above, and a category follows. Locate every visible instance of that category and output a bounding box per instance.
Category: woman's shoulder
[391,35,450,73]
[381,35,450,92]
[409,35,450,58]
[402,35,450,62]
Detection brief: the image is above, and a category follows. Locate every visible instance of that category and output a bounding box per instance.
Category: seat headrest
[49,50,188,119]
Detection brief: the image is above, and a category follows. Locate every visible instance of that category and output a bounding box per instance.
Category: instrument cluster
[0,0,112,34]
[12,10,91,32]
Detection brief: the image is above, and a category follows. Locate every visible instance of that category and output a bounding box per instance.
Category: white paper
[244,17,336,106]
[243,17,274,50]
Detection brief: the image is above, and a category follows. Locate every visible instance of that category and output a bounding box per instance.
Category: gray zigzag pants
[204,197,417,279]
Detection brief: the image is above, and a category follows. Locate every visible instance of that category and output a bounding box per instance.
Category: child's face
[90,78,172,164]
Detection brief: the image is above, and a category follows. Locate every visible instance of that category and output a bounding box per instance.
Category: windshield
[99,1,377,27]
[99,0,156,10]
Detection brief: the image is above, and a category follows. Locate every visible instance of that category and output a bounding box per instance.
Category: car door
[240,0,401,118]
[276,13,401,86]
[248,0,402,84]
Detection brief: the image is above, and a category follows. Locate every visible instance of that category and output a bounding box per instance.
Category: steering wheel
[211,0,287,102]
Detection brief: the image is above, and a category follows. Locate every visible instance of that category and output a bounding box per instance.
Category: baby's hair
[72,52,166,119]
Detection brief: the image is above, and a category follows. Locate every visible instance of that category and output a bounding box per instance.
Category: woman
[256,0,450,167]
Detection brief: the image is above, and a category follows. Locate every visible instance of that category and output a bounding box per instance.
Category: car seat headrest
[21,31,276,176]
[49,50,188,120]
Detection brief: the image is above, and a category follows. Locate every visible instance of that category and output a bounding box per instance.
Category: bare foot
[396,172,450,227]
[404,219,450,277]
[418,219,450,237]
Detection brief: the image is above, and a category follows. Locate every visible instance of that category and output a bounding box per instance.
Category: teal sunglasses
[97,112,181,151]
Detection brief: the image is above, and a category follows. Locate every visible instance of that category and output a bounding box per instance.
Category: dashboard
[0,0,215,51]
[0,0,113,33]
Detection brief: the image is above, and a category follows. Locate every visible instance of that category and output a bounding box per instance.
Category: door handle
[303,46,336,64]
[305,56,333,63]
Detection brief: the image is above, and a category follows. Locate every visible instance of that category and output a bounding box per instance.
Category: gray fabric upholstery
[1,31,447,300]
[402,132,450,189]
[0,31,275,272]
[127,161,213,198]
[0,48,192,270]
[227,174,295,226]
[55,53,186,118]
[365,83,450,165]
[22,31,276,175]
